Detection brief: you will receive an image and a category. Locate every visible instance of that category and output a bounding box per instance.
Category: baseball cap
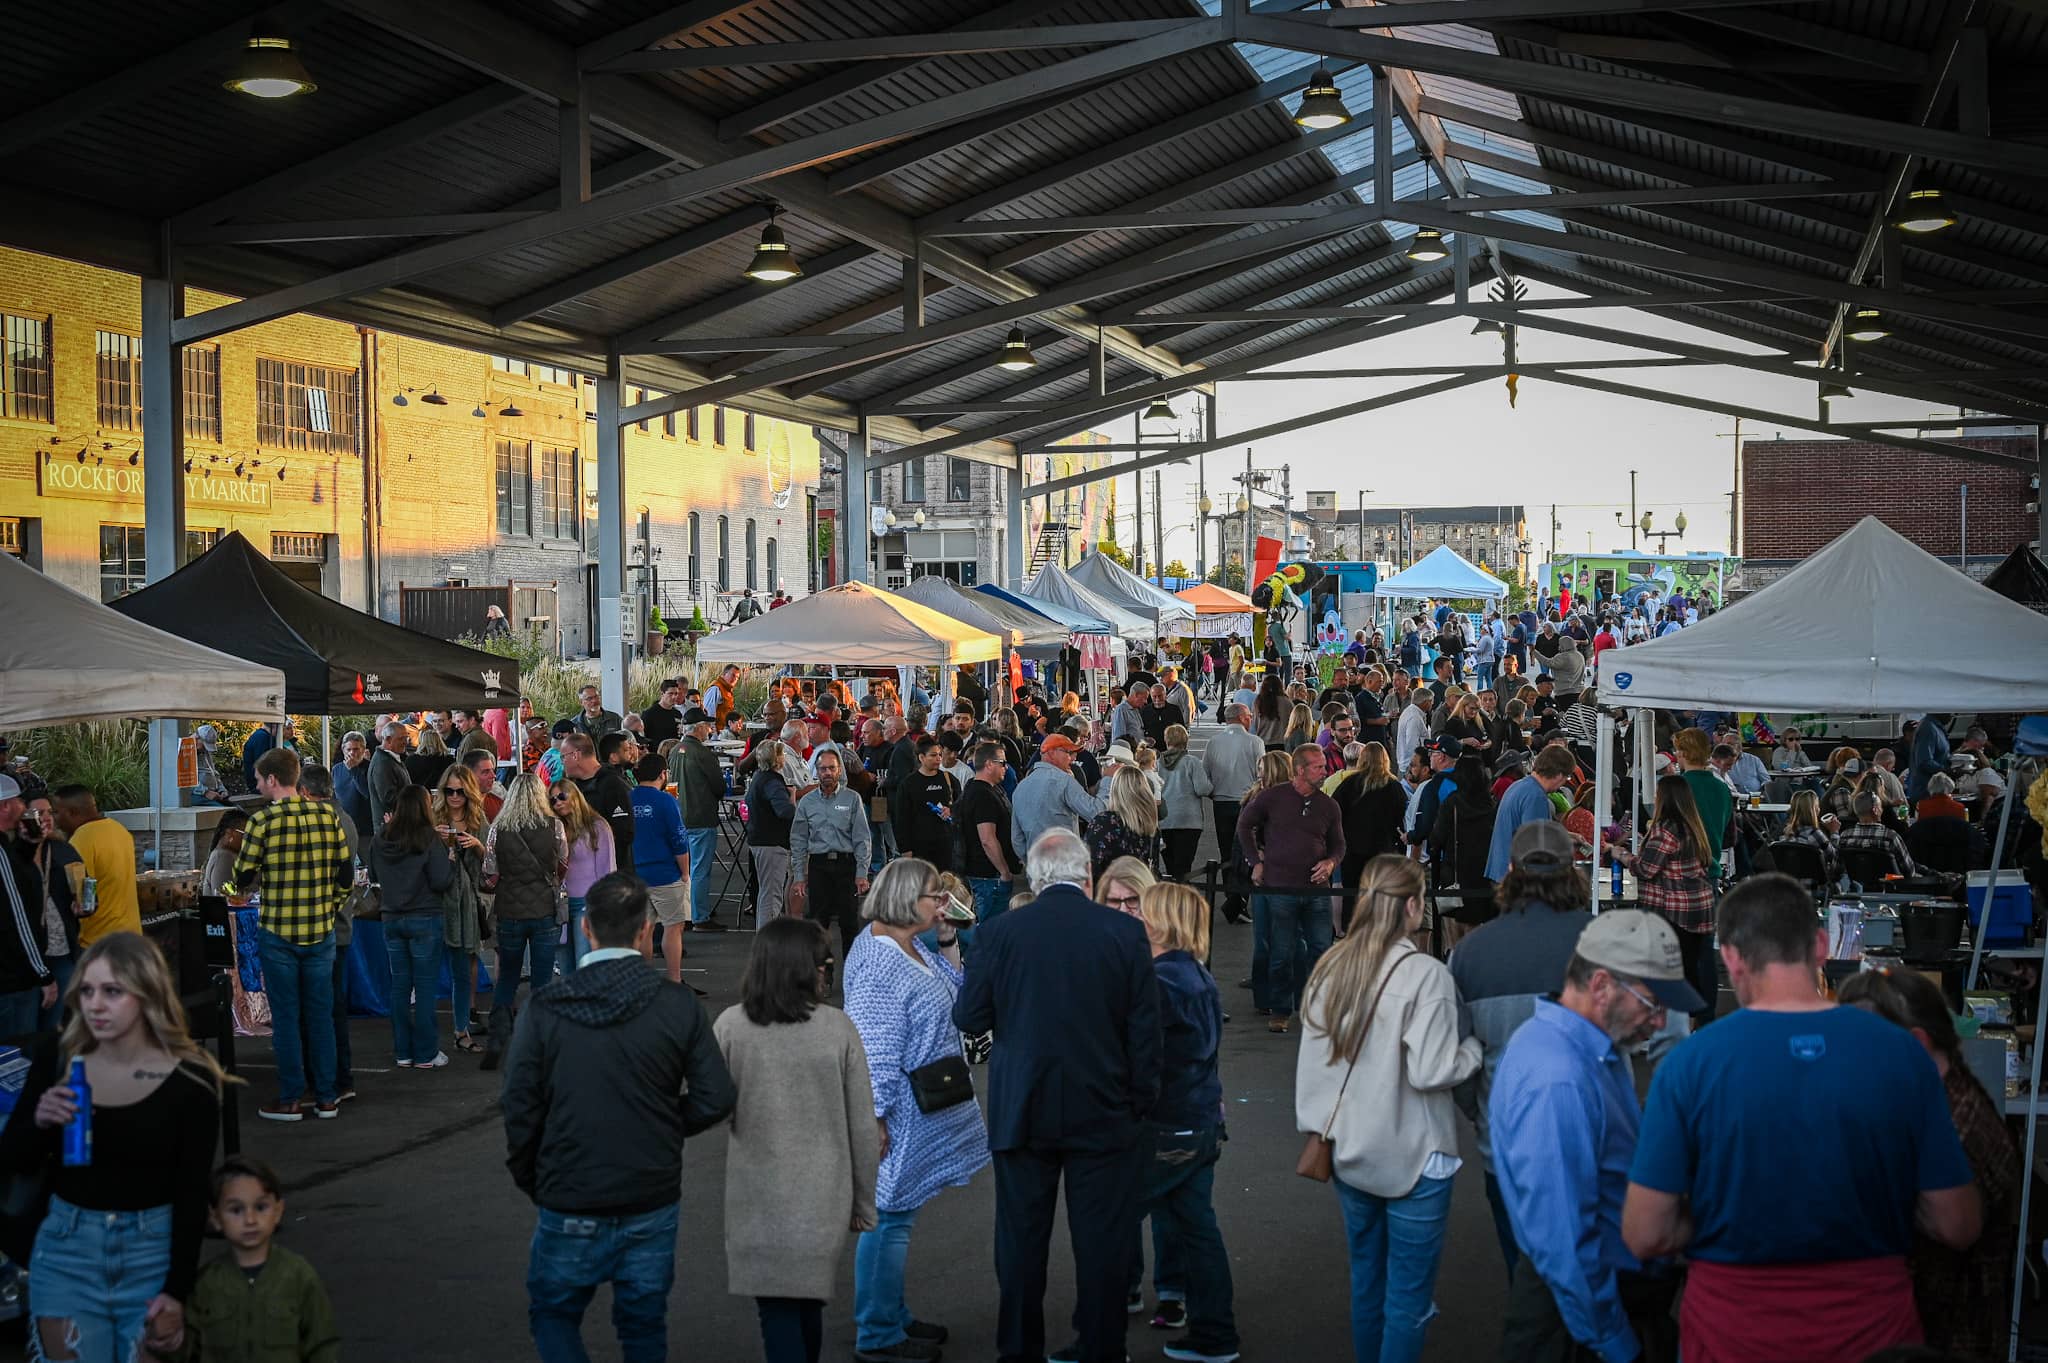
[681,707,713,726]
[1508,819,1573,868]
[1429,734,1461,758]
[1575,910,1706,1013]
[0,774,20,802]
[1039,734,1079,756]
[550,717,578,737]
[194,724,220,744]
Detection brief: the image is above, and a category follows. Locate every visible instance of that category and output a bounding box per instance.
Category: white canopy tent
[1023,562,1154,639]
[896,575,1068,658]
[696,581,1000,669]
[1376,544,1510,601]
[0,552,286,728]
[1069,551,1196,636]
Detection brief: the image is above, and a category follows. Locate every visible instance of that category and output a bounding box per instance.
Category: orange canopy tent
[1174,582,1255,637]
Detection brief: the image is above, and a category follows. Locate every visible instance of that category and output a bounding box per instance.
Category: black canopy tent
[111,532,518,713]
[1984,543,2048,616]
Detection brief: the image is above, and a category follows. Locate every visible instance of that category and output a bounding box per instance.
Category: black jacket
[367,835,454,914]
[501,956,736,1216]
[574,768,637,870]
[673,737,724,830]
[491,821,561,922]
[0,835,52,997]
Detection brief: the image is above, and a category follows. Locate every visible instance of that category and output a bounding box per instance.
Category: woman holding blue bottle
[0,932,228,1363]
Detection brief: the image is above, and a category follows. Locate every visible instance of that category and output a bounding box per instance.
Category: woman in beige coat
[714,917,881,1363]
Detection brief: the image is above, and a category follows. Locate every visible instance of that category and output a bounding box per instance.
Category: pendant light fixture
[1818,377,1853,401]
[743,205,802,283]
[500,400,525,419]
[1845,307,1888,342]
[1406,162,1448,262]
[1292,66,1352,131]
[1140,394,1178,435]
[994,326,1036,371]
[419,390,449,406]
[1891,175,1956,234]
[224,33,317,99]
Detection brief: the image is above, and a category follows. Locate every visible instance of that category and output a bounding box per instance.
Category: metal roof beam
[914,358,1100,430]
[626,335,871,353]
[721,0,1106,141]
[1233,11,2048,178]
[757,279,955,397]
[178,211,544,245]
[0,1,323,157]
[632,206,1379,422]
[182,4,1223,353]
[170,84,530,229]
[1172,264,1447,364]
[574,1,758,68]
[1282,0,1824,24]
[1681,7,1931,77]
[1532,370,2033,468]
[1104,238,1414,342]
[588,22,1198,73]
[1126,288,1805,323]
[1441,180,1874,213]
[488,206,763,327]
[1225,357,1706,379]
[930,205,1373,236]
[618,243,875,346]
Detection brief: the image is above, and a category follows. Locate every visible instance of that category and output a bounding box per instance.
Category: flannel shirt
[1633,823,1715,933]
[233,796,352,945]
[1835,820,1917,878]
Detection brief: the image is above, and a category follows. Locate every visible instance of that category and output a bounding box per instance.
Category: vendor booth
[1023,561,1153,639]
[1069,550,1196,636]
[698,580,1000,670]
[1595,516,2048,1349]
[897,574,1064,657]
[1174,581,1256,639]
[1376,543,1510,602]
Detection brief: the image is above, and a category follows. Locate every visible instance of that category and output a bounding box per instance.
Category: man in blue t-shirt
[628,754,692,984]
[1622,875,1980,1363]
[1485,745,1578,881]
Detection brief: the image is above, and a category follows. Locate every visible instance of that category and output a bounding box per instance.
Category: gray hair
[1927,771,1955,796]
[342,730,369,748]
[1852,790,1882,820]
[376,719,408,742]
[1026,827,1093,894]
[779,720,807,745]
[1221,702,1244,723]
[862,856,935,928]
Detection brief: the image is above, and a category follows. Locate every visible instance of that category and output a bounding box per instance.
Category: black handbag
[907,1054,975,1114]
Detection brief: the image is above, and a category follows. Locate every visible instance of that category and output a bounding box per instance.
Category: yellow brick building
[0,246,821,654]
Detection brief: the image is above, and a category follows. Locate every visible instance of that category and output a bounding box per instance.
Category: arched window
[744,518,758,591]
[716,515,731,591]
[765,537,778,592]
[687,512,701,593]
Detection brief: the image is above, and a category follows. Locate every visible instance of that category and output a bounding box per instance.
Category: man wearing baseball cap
[0,773,58,1032]
[1491,908,1700,1363]
[1009,734,1104,862]
[1404,735,1462,863]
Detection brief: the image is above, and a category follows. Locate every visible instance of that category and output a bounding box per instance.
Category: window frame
[713,406,727,448]
[686,406,700,442]
[494,437,533,538]
[903,458,926,503]
[95,330,142,432]
[1,313,53,423]
[687,512,702,594]
[946,456,973,503]
[743,412,756,453]
[716,514,731,591]
[765,536,778,592]
[98,524,146,602]
[744,518,758,591]
[537,445,580,541]
[255,357,360,454]
[181,345,221,443]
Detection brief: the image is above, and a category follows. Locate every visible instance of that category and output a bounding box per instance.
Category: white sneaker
[395,1059,412,1068]
[420,1051,450,1069]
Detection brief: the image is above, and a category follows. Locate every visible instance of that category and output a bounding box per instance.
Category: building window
[662,408,675,438]
[904,459,926,502]
[256,358,359,454]
[713,406,728,447]
[0,518,19,558]
[187,528,220,561]
[716,516,731,590]
[2,313,52,422]
[632,387,649,433]
[686,406,700,442]
[743,413,756,452]
[765,537,778,592]
[271,532,324,561]
[868,468,882,504]
[947,457,973,502]
[99,524,145,602]
[538,445,579,540]
[182,346,221,442]
[687,512,702,593]
[492,355,574,386]
[95,331,142,432]
[495,438,531,537]
[744,518,758,591]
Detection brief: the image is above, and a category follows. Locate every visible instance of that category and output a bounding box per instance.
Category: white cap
[0,774,20,802]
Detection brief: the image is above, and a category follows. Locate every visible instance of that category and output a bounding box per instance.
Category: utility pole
[1152,470,1165,585]
[1131,456,1144,580]
[1629,469,1639,550]
[1549,503,1558,563]
[1196,450,1208,583]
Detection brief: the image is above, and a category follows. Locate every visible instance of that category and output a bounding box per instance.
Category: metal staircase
[1029,522,1070,576]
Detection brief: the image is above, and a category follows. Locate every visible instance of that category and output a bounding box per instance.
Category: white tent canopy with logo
[0,552,286,728]
[1376,544,1510,601]
[1069,551,1196,635]
[695,580,1000,669]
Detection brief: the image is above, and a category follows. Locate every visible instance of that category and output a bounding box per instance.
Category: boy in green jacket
[161,1156,339,1362]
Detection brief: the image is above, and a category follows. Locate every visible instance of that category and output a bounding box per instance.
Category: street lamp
[913,509,926,527]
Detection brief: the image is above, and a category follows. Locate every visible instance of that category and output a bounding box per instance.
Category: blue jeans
[969,875,1010,929]
[685,825,718,921]
[1474,662,1497,692]
[869,820,892,878]
[384,912,444,1065]
[1127,1215,1186,1301]
[494,917,558,1016]
[1335,1174,1456,1363]
[853,1204,922,1350]
[755,1297,823,1363]
[1482,1171,1519,1280]
[256,928,337,1104]
[38,954,74,1034]
[30,1198,171,1363]
[1257,892,1333,1017]
[527,1202,678,1363]
[1137,1125,1235,1349]
[450,949,479,1033]
[560,897,588,975]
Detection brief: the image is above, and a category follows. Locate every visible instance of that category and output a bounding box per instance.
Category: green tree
[1094,539,1133,569]
[1161,558,1191,581]
[1206,561,1247,592]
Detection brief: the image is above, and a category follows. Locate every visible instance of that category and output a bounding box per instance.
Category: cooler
[0,1046,30,1118]
[1967,870,2033,950]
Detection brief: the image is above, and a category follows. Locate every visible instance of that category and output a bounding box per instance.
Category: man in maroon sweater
[1236,744,1347,1034]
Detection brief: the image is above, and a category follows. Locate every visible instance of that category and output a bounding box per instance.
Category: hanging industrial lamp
[1470,317,1502,336]
[994,326,1036,371]
[224,34,317,99]
[743,205,802,283]
[1892,176,1956,234]
[500,400,526,419]
[420,390,449,406]
[1818,379,1853,401]
[1845,307,1889,342]
[1406,227,1448,263]
[1292,67,1352,131]
[1140,394,1177,435]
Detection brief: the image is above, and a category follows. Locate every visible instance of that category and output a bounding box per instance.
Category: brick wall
[1741,436,2037,560]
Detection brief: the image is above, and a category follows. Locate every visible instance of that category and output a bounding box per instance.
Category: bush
[15,721,150,810]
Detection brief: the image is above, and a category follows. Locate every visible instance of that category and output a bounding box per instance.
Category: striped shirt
[233,797,353,945]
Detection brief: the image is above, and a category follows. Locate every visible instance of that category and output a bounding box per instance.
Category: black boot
[480,1008,511,1071]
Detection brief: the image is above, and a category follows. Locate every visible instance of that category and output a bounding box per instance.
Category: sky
[1084,278,1976,570]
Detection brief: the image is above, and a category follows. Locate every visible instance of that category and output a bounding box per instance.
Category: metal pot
[1899,900,1963,962]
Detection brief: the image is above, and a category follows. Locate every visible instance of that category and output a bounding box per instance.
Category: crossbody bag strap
[1317,949,1425,1138]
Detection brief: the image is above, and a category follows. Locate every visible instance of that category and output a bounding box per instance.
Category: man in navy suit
[955,827,1163,1363]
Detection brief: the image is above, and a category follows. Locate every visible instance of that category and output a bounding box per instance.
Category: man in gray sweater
[1203,703,1266,923]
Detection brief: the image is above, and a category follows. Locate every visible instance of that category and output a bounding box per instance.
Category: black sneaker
[1150,1300,1187,1330]
[1163,1341,1240,1363]
[1049,1343,1129,1363]
[904,1320,948,1344]
[852,1340,941,1363]
[693,918,728,932]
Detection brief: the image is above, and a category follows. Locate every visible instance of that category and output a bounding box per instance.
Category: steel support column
[594,351,627,718]
[1005,465,1026,590]
[141,252,187,823]
[843,417,872,585]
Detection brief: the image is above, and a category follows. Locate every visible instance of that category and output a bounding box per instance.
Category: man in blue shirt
[1907,712,1951,802]
[1622,875,1980,1363]
[1492,911,1702,1363]
[628,753,692,983]
[1485,745,1578,882]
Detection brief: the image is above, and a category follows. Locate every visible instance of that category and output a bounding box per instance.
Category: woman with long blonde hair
[432,763,489,1053]
[0,933,233,1363]
[1085,767,1161,880]
[1294,855,1480,1363]
[1094,856,1157,918]
[1283,702,1317,751]
[481,772,568,1068]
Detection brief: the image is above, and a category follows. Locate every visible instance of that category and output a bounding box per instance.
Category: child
[163,1157,340,1362]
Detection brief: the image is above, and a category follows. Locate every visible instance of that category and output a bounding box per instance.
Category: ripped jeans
[28,1197,171,1363]
[1334,1174,1454,1363]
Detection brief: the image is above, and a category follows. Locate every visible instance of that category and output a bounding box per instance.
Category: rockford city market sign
[37,454,273,513]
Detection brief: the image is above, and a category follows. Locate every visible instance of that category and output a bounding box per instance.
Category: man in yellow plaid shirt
[230,746,353,1123]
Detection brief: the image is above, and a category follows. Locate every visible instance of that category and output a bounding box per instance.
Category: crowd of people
[0,582,2039,1363]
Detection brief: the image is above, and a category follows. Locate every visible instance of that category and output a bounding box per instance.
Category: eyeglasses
[442,789,465,798]
[1614,977,1664,1015]
[549,795,571,805]
[1105,893,1141,911]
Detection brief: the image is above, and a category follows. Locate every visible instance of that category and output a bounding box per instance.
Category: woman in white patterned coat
[842,857,992,1363]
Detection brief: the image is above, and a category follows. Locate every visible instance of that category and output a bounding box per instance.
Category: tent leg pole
[1593,715,1614,913]
[594,349,627,719]
[142,249,188,845]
